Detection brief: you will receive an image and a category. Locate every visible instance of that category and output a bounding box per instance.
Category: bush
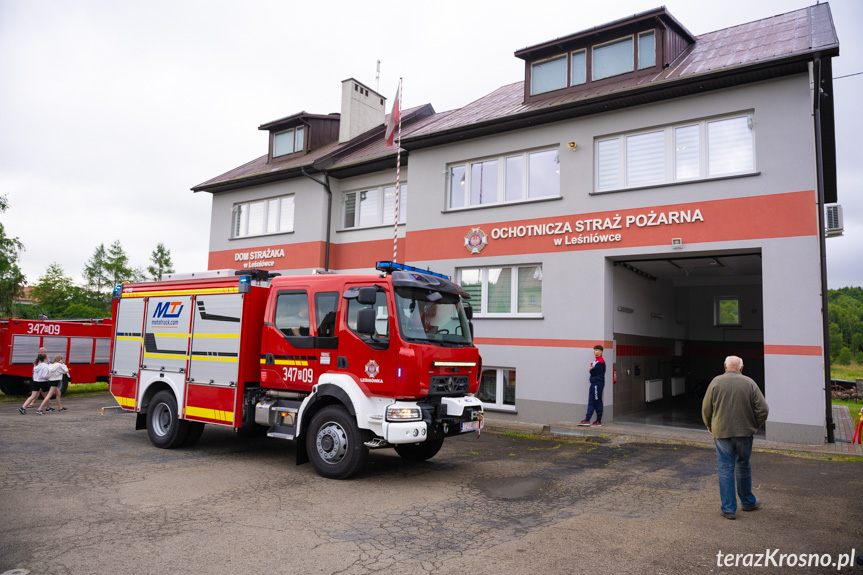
[837,347,853,366]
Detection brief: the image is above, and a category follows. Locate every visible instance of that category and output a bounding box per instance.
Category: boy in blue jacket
[578,345,606,427]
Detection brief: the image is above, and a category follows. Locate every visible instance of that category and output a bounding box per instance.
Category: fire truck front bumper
[382,396,483,443]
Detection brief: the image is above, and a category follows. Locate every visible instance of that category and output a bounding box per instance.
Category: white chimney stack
[339,78,386,144]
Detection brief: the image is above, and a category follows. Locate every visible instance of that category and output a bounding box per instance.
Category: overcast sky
[1,0,861,289]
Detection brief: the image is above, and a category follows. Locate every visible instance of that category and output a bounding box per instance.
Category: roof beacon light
[238,274,251,293]
[375,261,450,280]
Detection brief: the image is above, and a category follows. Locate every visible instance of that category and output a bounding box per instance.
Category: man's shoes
[577,420,591,426]
[591,422,602,427]
[18,407,26,415]
[721,511,736,520]
[742,499,762,512]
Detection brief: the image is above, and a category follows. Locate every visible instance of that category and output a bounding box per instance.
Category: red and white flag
[385,82,401,147]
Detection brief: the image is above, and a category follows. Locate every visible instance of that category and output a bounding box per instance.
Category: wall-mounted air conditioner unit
[826,204,843,237]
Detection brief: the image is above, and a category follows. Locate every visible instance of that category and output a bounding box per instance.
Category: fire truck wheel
[0,376,29,396]
[147,390,190,449]
[306,405,368,479]
[182,422,205,447]
[394,438,444,462]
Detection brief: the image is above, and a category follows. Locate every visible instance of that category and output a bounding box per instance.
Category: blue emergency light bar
[375,261,450,280]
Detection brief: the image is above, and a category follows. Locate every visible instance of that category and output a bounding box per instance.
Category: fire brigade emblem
[464,227,488,255]
[365,360,380,378]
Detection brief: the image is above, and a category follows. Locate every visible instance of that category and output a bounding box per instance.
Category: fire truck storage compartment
[113,298,146,377]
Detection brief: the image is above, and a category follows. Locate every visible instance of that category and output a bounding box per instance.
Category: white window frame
[273,126,305,157]
[342,183,408,230]
[447,148,560,210]
[457,265,543,318]
[232,195,295,239]
[478,366,517,411]
[530,54,567,95]
[592,35,635,81]
[637,30,656,70]
[594,112,756,192]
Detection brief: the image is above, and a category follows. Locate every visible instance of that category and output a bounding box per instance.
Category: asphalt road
[1,394,861,575]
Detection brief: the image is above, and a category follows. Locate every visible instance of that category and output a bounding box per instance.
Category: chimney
[339,78,386,143]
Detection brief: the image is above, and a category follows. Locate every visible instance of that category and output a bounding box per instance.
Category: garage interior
[610,251,765,434]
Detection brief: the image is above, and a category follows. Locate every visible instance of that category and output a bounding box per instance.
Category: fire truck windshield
[394,287,472,345]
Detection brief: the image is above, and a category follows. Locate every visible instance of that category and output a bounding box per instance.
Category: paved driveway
[1,394,861,574]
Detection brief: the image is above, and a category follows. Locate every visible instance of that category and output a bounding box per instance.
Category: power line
[834,71,863,80]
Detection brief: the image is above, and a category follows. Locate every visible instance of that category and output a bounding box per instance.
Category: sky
[1,0,861,289]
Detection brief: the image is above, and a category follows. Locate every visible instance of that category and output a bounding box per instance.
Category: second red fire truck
[108,262,483,479]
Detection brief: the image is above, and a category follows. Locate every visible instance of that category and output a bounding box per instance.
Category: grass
[0,382,109,401]
[831,360,863,382]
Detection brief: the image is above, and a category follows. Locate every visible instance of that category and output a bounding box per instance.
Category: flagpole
[393,77,402,263]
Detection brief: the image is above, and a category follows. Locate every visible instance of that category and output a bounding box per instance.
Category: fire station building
[194,4,840,445]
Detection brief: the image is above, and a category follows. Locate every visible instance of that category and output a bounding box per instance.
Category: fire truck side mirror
[464,304,473,320]
[357,308,376,335]
[357,287,377,306]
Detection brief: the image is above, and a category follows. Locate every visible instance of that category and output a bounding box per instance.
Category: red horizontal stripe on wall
[474,338,613,349]
[406,190,816,262]
[763,345,822,356]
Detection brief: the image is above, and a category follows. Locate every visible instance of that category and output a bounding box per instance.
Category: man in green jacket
[702,355,769,520]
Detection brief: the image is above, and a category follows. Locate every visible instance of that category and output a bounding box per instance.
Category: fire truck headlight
[386,407,422,421]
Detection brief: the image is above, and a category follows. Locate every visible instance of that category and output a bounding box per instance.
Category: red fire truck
[0,318,113,395]
[108,262,483,479]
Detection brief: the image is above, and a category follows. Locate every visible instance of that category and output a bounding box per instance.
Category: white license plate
[460,420,482,432]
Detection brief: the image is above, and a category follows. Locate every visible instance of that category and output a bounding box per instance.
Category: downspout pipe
[300,167,332,272]
[813,56,835,443]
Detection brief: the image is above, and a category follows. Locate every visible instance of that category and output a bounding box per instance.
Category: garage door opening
[610,251,765,435]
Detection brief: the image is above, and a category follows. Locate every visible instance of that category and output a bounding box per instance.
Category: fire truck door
[142,296,193,373]
[265,290,317,391]
[187,294,242,386]
[339,284,394,397]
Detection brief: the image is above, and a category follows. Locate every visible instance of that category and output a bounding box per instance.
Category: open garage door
[611,251,764,433]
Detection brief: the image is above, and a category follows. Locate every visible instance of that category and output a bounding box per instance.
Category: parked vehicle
[108,262,483,478]
[0,318,112,395]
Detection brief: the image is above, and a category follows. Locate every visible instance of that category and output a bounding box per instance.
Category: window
[638,31,655,69]
[531,55,567,95]
[314,292,339,339]
[715,297,741,326]
[571,50,586,86]
[595,113,755,191]
[479,367,516,410]
[232,195,294,238]
[273,126,305,157]
[457,265,542,316]
[593,36,633,80]
[346,289,389,342]
[343,184,408,229]
[448,149,559,209]
[274,292,310,337]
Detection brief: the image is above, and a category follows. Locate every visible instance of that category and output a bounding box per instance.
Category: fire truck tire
[147,391,190,449]
[394,438,444,461]
[182,421,205,447]
[306,405,368,480]
[58,376,69,396]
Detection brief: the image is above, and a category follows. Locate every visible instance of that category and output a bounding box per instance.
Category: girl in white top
[38,354,69,413]
[19,353,50,414]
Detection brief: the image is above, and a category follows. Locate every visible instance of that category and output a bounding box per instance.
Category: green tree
[148,242,175,280]
[83,243,111,293]
[104,239,133,285]
[836,347,853,366]
[0,194,26,316]
[30,263,75,318]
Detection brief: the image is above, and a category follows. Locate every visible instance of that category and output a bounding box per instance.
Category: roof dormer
[515,7,696,103]
[259,111,341,163]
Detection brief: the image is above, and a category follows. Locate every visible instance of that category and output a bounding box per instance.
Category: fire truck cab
[109,262,483,479]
